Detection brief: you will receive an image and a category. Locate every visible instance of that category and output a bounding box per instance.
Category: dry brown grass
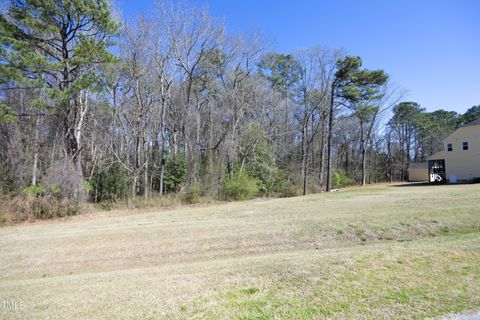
[0,183,479,319]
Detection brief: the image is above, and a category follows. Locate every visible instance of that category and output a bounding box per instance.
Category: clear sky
[119,0,479,114]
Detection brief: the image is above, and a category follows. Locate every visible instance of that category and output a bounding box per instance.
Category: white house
[427,118,480,183]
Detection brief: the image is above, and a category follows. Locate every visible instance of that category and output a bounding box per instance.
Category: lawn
[1,183,479,319]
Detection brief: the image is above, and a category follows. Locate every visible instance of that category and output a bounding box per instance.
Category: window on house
[463,141,469,150]
[447,143,453,152]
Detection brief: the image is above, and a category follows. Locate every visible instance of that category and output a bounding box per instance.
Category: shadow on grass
[392,182,477,187]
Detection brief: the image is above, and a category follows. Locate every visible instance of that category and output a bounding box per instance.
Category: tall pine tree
[0,0,118,200]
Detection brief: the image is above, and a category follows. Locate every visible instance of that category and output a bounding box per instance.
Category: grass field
[1,183,479,319]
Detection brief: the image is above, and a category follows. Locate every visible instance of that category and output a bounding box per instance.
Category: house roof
[463,118,480,127]
[439,117,480,144]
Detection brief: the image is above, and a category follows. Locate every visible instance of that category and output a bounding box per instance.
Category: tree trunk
[133,135,140,197]
[284,90,289,161]
[301,123,308,196]
[63,99,86,202]
[159,158,165,195]
[318,125,326,188]
[31,117,40,186]
[144,161,149,199]
[326,84,335,192]
[172,128,178,156]
[132,175,138,198]
[192,101,202,184]
[387,131,394,183]
[143,136,149,199]
[159,103,166,196]
[360,122,366,186]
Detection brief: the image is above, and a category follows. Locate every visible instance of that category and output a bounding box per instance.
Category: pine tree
[0,0,118,200]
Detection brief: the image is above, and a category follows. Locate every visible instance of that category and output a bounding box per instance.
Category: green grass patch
[184,234,480,319]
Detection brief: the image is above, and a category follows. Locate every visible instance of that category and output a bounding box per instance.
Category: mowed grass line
[0,183,479,319]
[1,234,479,320]
[184,234,480,320]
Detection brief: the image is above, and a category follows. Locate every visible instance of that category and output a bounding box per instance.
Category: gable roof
[463,118,480,127]
[439,118,480,144]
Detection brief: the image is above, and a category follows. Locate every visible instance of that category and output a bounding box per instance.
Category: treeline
[0,0,478,219]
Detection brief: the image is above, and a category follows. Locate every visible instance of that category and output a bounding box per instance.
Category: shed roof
[408,162,428,170]
[428,150,446,160]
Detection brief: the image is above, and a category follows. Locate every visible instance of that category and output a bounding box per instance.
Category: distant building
[426,118,480,183]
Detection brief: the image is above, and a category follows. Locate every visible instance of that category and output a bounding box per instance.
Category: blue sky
[119,0,479,114]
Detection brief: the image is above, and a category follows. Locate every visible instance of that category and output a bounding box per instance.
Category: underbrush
[221,173,259,201]
[0,173,360,225]
[332,169,355,188]
[0,191,216,224]
[1,193,79,224]
[93,192,219,211]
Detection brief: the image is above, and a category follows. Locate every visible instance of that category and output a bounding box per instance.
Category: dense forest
[0,0,478,220]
